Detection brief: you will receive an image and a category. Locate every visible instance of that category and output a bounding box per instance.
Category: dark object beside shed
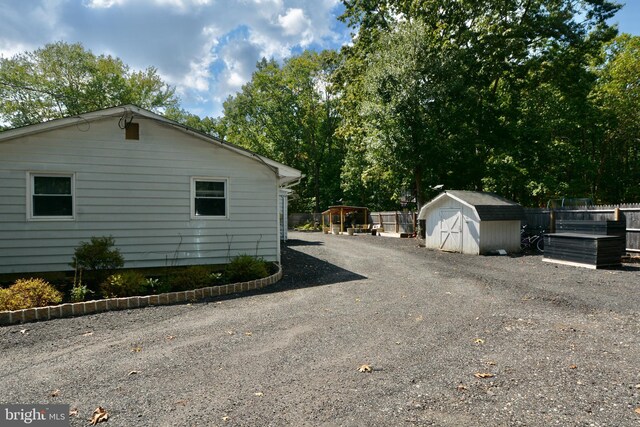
[543,219,626,269]
[555,220,626,257]
[543,233,623,269]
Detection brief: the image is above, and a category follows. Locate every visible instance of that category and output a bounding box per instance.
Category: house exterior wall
[423,196,481,255]
[478,220,521,253]
[0,116,280,274]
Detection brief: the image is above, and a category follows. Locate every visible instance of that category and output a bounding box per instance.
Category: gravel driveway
[1,231,639,426]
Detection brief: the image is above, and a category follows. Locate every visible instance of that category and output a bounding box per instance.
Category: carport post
[340,207,344,233]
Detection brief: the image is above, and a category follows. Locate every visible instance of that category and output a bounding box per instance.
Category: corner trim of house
[0,263,283,327]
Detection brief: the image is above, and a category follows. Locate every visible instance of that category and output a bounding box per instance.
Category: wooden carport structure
[321,205,369,234]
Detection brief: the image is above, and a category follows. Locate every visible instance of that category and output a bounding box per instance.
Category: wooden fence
[523,203,640,255]
[369,211,417,234]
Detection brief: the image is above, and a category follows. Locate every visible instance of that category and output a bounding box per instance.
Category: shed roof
[0,105,302,186]
[418,190,524,221]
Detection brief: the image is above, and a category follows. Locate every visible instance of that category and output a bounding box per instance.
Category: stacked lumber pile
[543,220,625,269]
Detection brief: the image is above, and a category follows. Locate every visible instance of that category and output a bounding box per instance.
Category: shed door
[439,209,462,252]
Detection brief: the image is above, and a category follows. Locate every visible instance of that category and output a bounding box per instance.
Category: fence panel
[370,211,416,234]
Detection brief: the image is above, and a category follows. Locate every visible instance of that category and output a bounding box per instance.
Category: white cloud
[278,8,310,36]
[0,0,350,118]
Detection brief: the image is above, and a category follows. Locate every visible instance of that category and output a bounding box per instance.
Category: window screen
[194,179,226,217]
[32,175,73,217]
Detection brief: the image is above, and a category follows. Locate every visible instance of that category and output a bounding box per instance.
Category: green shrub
[170,265,213,291]
[70,284,93,302]
[71,236,125,287]
[101,271,146,298]
[225,255,269,283]
[143,277,172,294]
[0,278,63,311]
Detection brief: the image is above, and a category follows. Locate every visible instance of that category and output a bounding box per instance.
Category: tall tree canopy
[336,0,622,207]
[221,50,344,212]
[0,42,178,128]
[588,34,640,202]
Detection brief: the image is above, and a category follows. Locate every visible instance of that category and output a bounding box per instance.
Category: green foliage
[224,255,269,283]
[222,51,345,212]
[0,41,178,128]
[101,271,146,298]
[71,236,125,287]
[170,265,214,291]
[335,0,623,207]
[0,278,63,311]
[588,34,640,202]
[70,284,93,303]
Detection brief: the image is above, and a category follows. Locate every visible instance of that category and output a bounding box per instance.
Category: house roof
[418,190,524,221]
[0,105,302,186]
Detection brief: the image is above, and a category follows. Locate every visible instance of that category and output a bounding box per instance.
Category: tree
[588,34,640,202]
[0,42,178,128]
[336,0,621,207]
[222,51,344,212]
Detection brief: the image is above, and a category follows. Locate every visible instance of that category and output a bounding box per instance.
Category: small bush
[143,277,172,294]
[71,236,125,287]
[170,265,213,291]
[101,271,146,298]
[70,284,93,302]
[225,255,269,283]
[0,278,63,311]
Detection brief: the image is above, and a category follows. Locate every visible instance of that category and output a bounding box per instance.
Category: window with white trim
[191,178,227,218]
[29,173,75,220]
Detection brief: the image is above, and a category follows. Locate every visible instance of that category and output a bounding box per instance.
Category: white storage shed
[418,190,524,254]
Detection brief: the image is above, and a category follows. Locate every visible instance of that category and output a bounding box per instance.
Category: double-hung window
[191,178,227,218]
[28,173,75,220]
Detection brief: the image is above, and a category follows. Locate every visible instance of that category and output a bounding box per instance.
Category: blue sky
[0,0,638,119]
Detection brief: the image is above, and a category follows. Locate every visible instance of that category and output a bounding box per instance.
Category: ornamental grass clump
[0,278,63,311]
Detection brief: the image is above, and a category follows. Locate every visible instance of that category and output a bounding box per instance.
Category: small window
[192,178,227,218]
[125,122,139,140]
[29,173,74,220]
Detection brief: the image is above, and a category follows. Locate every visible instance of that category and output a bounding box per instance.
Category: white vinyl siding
[0,117,280,274]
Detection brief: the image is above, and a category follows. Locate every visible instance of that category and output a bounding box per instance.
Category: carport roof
[418,190,524,221]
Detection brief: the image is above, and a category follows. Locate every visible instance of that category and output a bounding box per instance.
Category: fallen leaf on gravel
[474,373,494,379]
[50,389,60,397]
[82,331,94,337]
[485,360,496,366]
[174,399,188,406]
[128,370,138,376]
[355,298,361,302]
[222,416,230,421]
[474,338,485,345]
[244,331,253,336]
[569,364,577,369]
[254,392,264,397]
[635,408,640,415]
[226,330,235,335]
[69,408,78,417]
[89,407,108,425]
[358,364,372,373]
[635,384,640,389]
[131,346,142,352]
[166,335,175,340]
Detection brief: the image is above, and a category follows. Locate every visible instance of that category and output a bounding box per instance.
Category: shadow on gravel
[282,238,324,247]
[211,245,366,302]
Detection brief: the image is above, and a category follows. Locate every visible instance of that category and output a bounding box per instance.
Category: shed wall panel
[478,221,521,253]
[0,116,280,273]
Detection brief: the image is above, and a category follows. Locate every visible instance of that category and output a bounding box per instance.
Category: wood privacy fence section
[523,203,640,255]
[369,211,417,234]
